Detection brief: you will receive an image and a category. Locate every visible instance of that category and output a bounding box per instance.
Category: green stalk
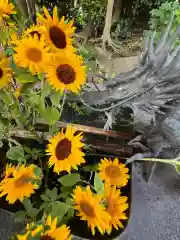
[141,155,180,166]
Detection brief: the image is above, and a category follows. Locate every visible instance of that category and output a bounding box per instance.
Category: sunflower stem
[59,91,66,119]
[7,138,21,146]
[141,154,180,166]
[80,180,96,192]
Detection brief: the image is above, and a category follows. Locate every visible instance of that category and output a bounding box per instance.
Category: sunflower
[0,0,16,21]
[37,6,76,53]
[0,55,12,88]
[46,125,85,173]
[40,215,72,240]
[23,24,45,40]
[13,35,51,74]
[98,158,130,187]
[3,164,15,179]
[46,54,86,93]
[104,184,128,234]
[72,185,110,235]
[0,164,40,203]
[17,216,71,240]
[17,222,43,240]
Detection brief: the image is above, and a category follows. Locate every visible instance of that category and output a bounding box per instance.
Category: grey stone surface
[0,209,23,240]
[1,163,180,240]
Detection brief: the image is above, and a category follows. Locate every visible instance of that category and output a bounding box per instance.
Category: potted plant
[0,2,132,240]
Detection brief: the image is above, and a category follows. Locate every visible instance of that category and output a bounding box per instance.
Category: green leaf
[14,211,26,223]
[0,90,14,105]
[66,197,73,205]
[42,107,60,125]
[60,186,72,194]
[40,194,50,202]
[24,147,32,154]
[58,173,81,186]
[38,73,44,81]
[58,192,70,199]
[27,208,38,219]
[94,173,104,194]
[51,187,58,201]
[41,84,52,97]
[50,92,62,106]
[16,74,37,83]
[17,157,26,164]
[39,202,50,211]
[33,166,42,178]
[83,164,98,171]
[175,165,180,174]
[67,207,74,218]
[51,202,69,220]
[6,145,24,161]
[10,60,27,75]
[23,198,33,213]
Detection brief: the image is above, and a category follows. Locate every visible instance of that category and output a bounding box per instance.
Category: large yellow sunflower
[0,55,12,88]
[98,158,130,187]
[46,125,85,173]
[13,35,51,74]
[0,164,40,203]
[104,184,128,234]
[0,0,16,21]
[46,54,86,93]
[37,6,75,53]
[72,185,110,235]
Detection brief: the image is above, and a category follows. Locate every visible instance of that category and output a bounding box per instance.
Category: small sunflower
[46,54,86,93]
[0,164,40,203]
[37,6,76,53]
[13,35,51,74]
[98,158,130,187]
[40,215,72,240]
[23,24,45,40]
[0,0,16,21]
[72,185,110,235]
[46,125,85,173]
[17,222,43,240]
[0,56,12,88]
[104,184,128,234]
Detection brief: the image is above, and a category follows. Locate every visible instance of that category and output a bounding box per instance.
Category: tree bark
[101,0,115,41]
[74,0,78,8]
[112,0,123,23]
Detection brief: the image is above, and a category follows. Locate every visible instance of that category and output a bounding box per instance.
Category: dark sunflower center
[0,68,3,79]
[105,165,121,178]
[56,64,76,85]
[29,31,41,40]
[40,235,54,240]
[80,201,95,217]
[55,138,72,160]
[49,26,66,49]
[26,48,42,62]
